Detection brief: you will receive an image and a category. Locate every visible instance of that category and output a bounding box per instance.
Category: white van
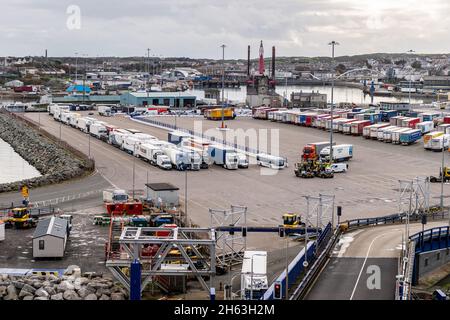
[330,163,348,173]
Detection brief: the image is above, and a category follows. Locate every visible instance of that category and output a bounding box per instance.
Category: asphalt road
[306,221,447,300]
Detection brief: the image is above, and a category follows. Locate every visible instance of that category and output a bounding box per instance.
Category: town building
[423,76,450,91]
[290,91,327,109]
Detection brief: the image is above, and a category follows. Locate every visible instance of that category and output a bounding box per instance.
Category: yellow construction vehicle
[5,207,37,229]
[282,213,306,228]
[430,167,450,183]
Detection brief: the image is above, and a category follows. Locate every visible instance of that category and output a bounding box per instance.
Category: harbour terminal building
[120,92,197,108]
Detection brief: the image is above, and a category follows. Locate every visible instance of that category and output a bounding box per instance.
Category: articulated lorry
[208,145,239,170]
[164,147,187,171]
[180,145,209,169]
[103,189,129,203]
[89,122,108,141]
[302,142,335,161]
[98,105,113,117]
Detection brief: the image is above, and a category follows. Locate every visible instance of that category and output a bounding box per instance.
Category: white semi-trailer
[241,251,268,300]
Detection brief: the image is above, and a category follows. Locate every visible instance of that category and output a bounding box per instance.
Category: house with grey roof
[32,217,69,258]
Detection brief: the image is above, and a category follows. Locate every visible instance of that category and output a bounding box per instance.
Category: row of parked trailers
[47,104,249,171]
[252,106,449,146]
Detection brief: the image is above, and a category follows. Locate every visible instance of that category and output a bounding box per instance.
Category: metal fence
[134,116,262,155]
[32,190,103,208]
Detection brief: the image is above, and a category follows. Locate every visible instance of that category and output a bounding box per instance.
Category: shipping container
[350,120,371,136]
[370,123,389,140]
[399,129,422,145]
[415,121,434,135]
[401,117,420,129]
[423,131,444,150]
[391,128,412,144]
[383,127,403,143]
[377,126,398,141]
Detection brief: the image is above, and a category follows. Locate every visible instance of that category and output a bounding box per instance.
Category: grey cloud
[0,0,449,58]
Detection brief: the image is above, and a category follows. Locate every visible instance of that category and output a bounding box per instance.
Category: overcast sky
[1,0,450,59]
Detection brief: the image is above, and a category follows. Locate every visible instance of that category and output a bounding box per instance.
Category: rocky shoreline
[0,266,128,300]
[0,111,93,193]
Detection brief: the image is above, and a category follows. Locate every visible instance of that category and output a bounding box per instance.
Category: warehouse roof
[146,183,180,191]
[33,217,68,239]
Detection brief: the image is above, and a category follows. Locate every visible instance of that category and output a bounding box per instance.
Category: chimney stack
[272,46,276,80]
[247,45,251,77]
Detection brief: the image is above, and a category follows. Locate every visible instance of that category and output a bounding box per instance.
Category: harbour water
[188,85,425,105]
[0,138,41,184]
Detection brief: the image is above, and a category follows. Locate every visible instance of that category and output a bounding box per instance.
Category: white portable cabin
[32,217,69,258]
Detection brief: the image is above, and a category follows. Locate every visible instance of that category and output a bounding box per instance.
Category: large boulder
[57,280,75,292]
[4,284,18,300]
[51,293,63,300]
[63,289,81,300]
[84,293,98,300]
[35,288,50,298]
[110,293,125,300]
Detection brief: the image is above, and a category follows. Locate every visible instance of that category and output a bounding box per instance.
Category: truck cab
[224,152,239,170]
[156,154,172,170]
[236,153,249,168]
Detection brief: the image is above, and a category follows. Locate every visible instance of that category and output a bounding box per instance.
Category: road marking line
[349,228,400,300]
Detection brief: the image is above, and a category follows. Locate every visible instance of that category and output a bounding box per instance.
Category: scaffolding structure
[303,194,335,230]
[106,226,216,297]
[398,177,430,216]
[304,194,335,256]
[398,177,430,262]
[210,205,247,268]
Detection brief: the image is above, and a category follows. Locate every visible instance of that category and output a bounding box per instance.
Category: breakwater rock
[0,112,93,193]
[0,266,127,300]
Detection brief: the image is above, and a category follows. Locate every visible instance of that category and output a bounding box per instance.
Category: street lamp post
[220,44,226,129]
[406,50,415,105]
[75,52,79,83]
[441,141,445,211]
[132,144,136,200]
[328,41,339,163]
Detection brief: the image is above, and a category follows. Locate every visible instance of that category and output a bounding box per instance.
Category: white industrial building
[32,217,69,258]
[145,183,180,208]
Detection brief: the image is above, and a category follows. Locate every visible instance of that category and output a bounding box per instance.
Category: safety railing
[31,190,103,208]
[262,223,333,300]
[344,209,449,231]
[409,226,450,253]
